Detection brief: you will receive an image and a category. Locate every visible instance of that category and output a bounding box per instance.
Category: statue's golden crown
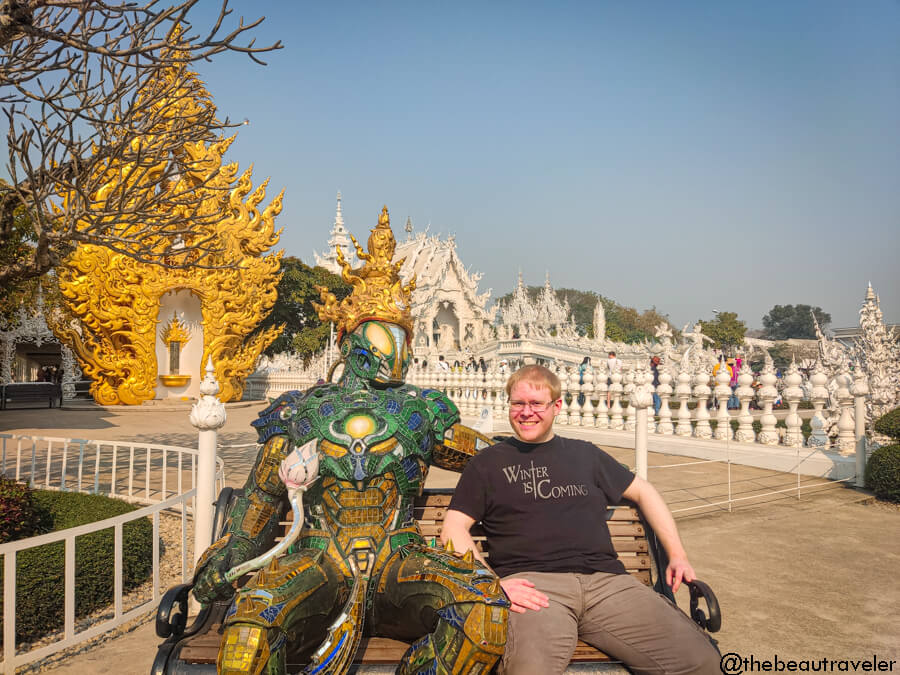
[314,206,416,341]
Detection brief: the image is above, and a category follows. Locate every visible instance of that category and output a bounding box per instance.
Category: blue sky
[116,3,900,329]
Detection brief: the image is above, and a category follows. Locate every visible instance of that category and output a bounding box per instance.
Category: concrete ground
[1,402,897,673]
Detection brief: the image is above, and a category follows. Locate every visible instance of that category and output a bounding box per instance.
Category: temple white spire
[313,191,358,273]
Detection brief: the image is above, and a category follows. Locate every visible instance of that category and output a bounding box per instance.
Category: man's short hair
[608,351,616,356]
[505,365,561,400]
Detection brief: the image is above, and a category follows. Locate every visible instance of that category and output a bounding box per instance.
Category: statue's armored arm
[192,434,292,603]
[414,387,493,471]
[433,422,495,472]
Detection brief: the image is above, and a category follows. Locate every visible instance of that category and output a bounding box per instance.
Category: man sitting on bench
[442,365,720,675]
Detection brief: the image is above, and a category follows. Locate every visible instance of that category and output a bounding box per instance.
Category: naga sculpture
[192,207,508,674]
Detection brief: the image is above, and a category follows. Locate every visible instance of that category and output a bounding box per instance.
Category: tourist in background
[577,356,590,406]
[650,356,661,415]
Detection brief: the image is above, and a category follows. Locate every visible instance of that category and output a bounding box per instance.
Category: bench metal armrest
[686,578,721,632]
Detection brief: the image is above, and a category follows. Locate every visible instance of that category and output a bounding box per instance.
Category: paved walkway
[0,403,897,673]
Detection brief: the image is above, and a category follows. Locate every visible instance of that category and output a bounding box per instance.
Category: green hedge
[873,408,900,441]
[865,444,900,503]
[0,476,48,543]
[0,490,153,642]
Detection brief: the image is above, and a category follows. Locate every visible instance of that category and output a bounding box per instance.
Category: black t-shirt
[449,435,635,577]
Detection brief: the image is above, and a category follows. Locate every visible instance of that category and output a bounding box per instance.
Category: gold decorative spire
[161,312,192,346]
[50,61,283,405]
[313,206,415,342]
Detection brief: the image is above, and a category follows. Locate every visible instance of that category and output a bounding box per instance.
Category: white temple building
[314,195,496,358]
[313,192,359,273]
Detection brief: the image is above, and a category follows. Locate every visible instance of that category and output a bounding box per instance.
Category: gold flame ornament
[313,206,415,342]
[50,60,283,405]
[161,312,192,347]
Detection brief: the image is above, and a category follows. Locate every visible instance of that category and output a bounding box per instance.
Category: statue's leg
[371,545,508,675]
[218,548,348,675]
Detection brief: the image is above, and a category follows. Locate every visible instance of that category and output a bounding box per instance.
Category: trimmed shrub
[873,407,900,441]
[0,490,153,642]
[865,444,900,503]
[0,476,48,543]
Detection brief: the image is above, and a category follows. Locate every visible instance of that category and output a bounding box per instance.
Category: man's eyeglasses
[509,400,557,413]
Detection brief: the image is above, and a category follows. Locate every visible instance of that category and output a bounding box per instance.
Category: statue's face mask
[342,321,410,385]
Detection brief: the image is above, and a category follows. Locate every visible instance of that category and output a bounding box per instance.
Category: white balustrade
[713,363,732,441]
[782,360,804,447]
[674,368,693,437]
[692,371,712,439]
[757,364,780,445]
[657,369,673,435]
[609,370,624,430]
[835,370,856,454]
[734,364,756,443]
[623,369,636,432]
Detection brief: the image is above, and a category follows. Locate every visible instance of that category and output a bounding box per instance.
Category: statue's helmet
[313,205,417,385]
[341,320,410,385]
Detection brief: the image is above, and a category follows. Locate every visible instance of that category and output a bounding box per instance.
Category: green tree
[699,312,746,352]
[0,182,41,324]
[761,304,831,340]
[0,1,280,286]
[255,257,351,362]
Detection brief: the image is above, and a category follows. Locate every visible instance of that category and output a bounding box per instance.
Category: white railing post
[713,362,732,441]
[835,369,856,455]
[190,358,227,565]
[851,373,869,488]
[807,363,830,447]
[631,365,653,480]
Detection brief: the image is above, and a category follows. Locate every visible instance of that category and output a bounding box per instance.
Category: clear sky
[151,2,900,329]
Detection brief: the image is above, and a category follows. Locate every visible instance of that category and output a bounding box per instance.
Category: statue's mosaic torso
[252,383,457,575]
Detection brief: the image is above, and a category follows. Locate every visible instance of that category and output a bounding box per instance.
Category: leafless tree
[0,0,282,287]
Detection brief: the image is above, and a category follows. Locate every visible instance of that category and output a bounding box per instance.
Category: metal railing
[0,434,225,674]
[648,442,858,516]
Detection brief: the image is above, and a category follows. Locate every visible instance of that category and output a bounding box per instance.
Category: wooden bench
[0,382,61,410]
[153,488,720,674]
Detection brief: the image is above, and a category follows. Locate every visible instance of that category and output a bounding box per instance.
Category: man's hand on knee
[500,578,550,614]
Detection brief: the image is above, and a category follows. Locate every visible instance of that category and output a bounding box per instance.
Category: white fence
[246,365,865,455]
[0,434,224,674]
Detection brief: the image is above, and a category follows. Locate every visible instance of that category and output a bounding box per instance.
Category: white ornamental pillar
[782,359,805,447]
[674,368,693,437]
[623,368,636,432]
[713,362,732,441]
[189,358,227,565]
[835,371,856,455]
[807,363,830,447]
[656,369,673,435]
[631,371,654,480]
[756,362,779,445]
[850,373,869,486]
[594,373,609,429]
[692,369,713,439]
[609,370,624,430]
[581,367,595,427]
[734,363,756,443]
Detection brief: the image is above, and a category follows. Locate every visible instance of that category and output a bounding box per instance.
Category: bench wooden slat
[420,521,646,538]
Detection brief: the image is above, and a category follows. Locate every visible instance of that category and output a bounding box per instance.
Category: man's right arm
[442,509,549,614]
[441,509,487,565]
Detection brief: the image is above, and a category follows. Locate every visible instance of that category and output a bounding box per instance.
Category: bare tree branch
[0,0,282,286]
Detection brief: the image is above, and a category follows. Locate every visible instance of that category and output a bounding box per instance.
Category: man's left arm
[621,476,695,593]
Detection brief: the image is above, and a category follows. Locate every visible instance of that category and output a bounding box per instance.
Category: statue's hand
[192,534,251,605]
[279,439,319,492]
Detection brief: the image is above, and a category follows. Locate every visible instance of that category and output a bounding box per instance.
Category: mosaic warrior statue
[192,207,508,674]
